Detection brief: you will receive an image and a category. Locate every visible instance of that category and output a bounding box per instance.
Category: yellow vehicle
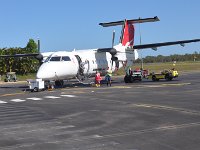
[148,69,178,81]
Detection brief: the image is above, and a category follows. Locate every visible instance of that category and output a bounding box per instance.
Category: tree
[26,39,38,53]
[22,39,39,74]
[0,39,40,75]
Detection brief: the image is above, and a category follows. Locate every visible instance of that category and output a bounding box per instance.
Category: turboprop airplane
[1,16,200,86]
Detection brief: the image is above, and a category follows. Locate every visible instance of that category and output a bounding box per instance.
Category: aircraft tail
[99,16,159,47]
[121,21,135,47]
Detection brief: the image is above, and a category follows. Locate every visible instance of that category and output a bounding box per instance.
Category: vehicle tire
[124,75,129,83]
[168,76,173,81]
[152,75,156,81]
[33,87,39,92]
[165,74,172,81]
[168,73,173,80]
[130,76,134,83]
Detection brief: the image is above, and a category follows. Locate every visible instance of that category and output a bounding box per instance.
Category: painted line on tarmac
[109,86,131,89]
[91,122,200,140]
[133,103,200,115]
[5,121,200,150]
[44,96,61,99]
[27,97,43,101]
[0,100,7,104]
[0,81,27,85]
[61,91,86,94]
[60,95,77,98]
[10,99,26,102]
[161,82,191,86]
[0,92,25,97]
[141,85,164,88]
[136,82,191,88]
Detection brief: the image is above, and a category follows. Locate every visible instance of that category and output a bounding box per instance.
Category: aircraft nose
[36,69,46,79]
[36,63,55,80]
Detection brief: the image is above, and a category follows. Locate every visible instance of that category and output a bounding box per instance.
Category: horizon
[0,0,200,57]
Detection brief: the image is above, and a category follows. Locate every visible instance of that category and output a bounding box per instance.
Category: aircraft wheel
[55,80,64,87]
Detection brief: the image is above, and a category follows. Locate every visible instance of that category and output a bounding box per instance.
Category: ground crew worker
[95,71,102,87]
[105,68,112,86]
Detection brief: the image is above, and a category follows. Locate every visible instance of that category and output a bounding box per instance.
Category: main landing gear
[55,80,64,87]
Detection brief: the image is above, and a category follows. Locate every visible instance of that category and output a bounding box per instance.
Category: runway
[0,72,200,150]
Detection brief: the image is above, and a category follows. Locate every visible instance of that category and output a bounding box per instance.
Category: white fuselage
[36,44,138,81]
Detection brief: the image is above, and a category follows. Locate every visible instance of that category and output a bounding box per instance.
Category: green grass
[17,73,36,81]
[141,61,200,72]
[1,73,36,81]
[1,61,200,81]
[115,61,200,75]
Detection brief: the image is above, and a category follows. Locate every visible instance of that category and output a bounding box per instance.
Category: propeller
[36,38,43,65]
[96,30,119,69]
[111,30,119,69]
[35,54,43,64]
[112,30,115,48]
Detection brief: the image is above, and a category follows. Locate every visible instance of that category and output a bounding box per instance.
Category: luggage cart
[27,79,45,92]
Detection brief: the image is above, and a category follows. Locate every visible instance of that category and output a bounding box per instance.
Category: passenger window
[62,56,71,61]
[50,57,61,61]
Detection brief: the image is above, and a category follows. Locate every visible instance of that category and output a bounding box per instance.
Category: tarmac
[0,71,200,150]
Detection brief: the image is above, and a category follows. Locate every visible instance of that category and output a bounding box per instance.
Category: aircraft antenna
[111,30,116,69]
[139,18,144,70]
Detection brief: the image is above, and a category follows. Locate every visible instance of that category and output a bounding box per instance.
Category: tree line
[135,51,200,63]
[0,39,39,75]
[0,39,199,75]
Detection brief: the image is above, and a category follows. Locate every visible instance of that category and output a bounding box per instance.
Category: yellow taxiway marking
[61,85,131,91]
[133,103,200,115]
[0,92,25,97]
[137,82,191,88]
[141,85,164,88]
[61,86,131,95]
[97,122,200,140]
[61,91,86,94]
[109,86,131,89]
[0,81,27,85]
[161,82,191,86]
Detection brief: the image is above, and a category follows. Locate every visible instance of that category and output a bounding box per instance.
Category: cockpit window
[62,56,71,61]
[50,56,61,61]
[44,54,52,62]
[44,55,71,62]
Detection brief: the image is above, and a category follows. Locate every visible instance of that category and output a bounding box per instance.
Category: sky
[0,0,200,57]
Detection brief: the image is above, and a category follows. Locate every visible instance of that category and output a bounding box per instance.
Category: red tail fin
[121,21,135,47]
[99,17,159,47]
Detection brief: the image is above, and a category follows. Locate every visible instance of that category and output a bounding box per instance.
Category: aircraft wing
[97,48,117,55]
[99,16,159,27]
[0,53,44,64]
[132,39,200,50]
[0,53,40,58]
